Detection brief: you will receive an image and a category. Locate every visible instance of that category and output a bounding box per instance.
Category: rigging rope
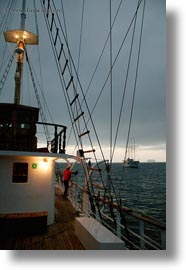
[0,0,16,71]
[0,0,12,35]
[34,0,52,123]
[82,0,143,129]
[72,0,85,155]
[82,0,124,104]
[0,52,15,97]
[60,0,73,74]
[120,0,146,189]
[33,0,39,36]
[124,0,146,162]
[76,0,84,90]
[26,58,31,104]
[75,0,85,147]
[109,0,113,169]
[25,50,51,142]
[60,0,74,148]
[110,1,139,163]
[0,44,8,73]
[26,56,54,124]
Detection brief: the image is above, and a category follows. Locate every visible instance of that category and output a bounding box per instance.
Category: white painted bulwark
[75,217,125,250]
[0,151,56,225]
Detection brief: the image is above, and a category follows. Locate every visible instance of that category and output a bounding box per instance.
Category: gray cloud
[0,0,166,161]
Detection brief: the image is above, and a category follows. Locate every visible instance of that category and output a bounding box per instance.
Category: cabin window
[12,163,28,183]
[17,111,31,129]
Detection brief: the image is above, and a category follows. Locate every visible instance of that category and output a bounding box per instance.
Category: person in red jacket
[63,166,78,197]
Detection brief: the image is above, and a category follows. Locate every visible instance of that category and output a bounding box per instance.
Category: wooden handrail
[70,181,166,231]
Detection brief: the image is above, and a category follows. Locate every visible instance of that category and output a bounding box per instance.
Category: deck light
[40,158,49,170]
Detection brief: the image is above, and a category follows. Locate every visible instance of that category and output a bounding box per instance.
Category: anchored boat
[0,0,166,250]
[124,158,139,168]
[124,138,139,168]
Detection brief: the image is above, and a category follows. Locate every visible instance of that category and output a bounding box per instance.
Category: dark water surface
[111,162,166,223]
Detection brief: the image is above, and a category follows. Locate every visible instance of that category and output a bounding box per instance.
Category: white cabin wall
[0,155,55,225]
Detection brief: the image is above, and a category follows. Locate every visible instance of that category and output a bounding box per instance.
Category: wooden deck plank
[0,187,85,250]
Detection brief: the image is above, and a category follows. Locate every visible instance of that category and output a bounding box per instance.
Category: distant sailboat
[124,137,139,168]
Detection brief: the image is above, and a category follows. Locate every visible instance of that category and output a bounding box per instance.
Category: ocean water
[56,162,166,224]
[110,162,166,223]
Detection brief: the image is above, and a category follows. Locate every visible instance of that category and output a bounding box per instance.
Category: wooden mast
[14,0,26,105]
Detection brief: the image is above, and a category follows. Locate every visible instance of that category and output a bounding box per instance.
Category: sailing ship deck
[0,187,85,250]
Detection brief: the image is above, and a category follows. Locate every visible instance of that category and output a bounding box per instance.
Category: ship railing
[36,121,67,153]
[67,180,166,250]
[0,118,66,153]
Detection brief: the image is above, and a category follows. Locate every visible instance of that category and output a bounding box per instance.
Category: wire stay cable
[120,0,146,192]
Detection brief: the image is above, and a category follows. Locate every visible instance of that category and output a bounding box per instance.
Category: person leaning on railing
[63,166,78,197]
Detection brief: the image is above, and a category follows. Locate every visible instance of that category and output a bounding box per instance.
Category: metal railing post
[140,220,145,249]
[161,230,166,249]
[54,125,58,153]
[82,191,89,215]
[74,184,77,210]
[95,205,99,221]
[116,210,121,238]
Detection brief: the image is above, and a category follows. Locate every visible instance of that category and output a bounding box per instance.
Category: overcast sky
[0,0,166,162]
